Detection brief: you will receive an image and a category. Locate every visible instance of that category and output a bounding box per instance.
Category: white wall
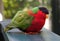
[43,16,52,31]
[0,13,3,21]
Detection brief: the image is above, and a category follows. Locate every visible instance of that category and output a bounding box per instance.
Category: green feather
[4,11,34,32]
[32,7,39,14]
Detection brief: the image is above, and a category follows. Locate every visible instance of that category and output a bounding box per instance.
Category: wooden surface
[0,19,60,41]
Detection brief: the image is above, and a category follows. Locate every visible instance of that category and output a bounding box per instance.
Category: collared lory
[4,7,49,34]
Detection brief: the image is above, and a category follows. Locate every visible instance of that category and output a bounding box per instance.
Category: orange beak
[46,14,48,19]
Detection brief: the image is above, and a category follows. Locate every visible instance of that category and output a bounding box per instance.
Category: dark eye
[39,7,49,14]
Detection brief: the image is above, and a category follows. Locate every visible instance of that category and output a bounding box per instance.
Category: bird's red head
[28,7,49,18]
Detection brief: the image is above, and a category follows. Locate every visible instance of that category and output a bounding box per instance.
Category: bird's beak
[46,14,48,19]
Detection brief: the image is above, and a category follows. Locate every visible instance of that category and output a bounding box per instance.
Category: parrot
[4,7,49,34]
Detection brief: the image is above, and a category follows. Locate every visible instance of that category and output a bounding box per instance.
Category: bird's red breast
[25,10,46,32]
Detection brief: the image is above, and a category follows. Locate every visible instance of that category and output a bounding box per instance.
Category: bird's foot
[24,31,41,35]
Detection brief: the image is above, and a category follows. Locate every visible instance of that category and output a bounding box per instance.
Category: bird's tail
[4,25,15,32]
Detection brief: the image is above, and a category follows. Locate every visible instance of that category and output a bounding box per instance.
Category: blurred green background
[2,0,40,19]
